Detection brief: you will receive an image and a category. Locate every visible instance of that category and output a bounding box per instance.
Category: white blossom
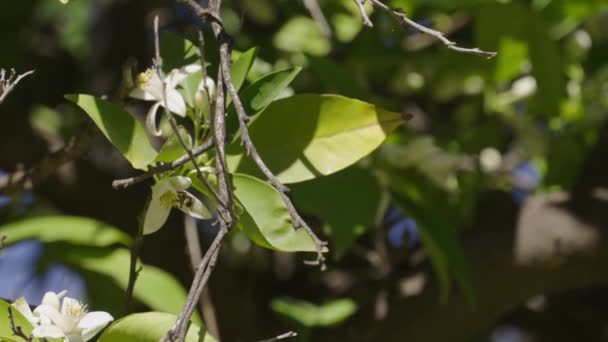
[12,290,113,342]
[130,64,201,136]
[143,176,212,234]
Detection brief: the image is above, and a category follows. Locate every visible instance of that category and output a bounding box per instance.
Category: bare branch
[255,331,298,342]
[353,0,373,27]
[0,234,6,251]
[112,139,214,189]
[184,215,221,340]
[0,69,34,105]
[358,0,497,58]
[302,0,332,37]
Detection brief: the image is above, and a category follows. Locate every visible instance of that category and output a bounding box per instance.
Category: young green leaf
[98,312,215,342]
[0,216,131,247]
[160,31,199,72]
[227,94,407,183]
[230,47,258,91]
[65,94,158,170]
[153,126,193,163]
[232,173,317,252]
[226,67,302,136]
[271,298,357,327]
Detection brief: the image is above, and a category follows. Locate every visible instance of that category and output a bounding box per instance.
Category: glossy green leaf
[0,216,131,247]
[160,31,198,72]
[0,299,34,341]
[232,173,317,252]
[66,94,157,169]
[227,94,406,184]
[271,298,357,327]
[291,166,380,259]
[230,47,258,91]
[50,246,201,325]
[154,126,193,163]
[98,312,215,342]
[227,67,302,136]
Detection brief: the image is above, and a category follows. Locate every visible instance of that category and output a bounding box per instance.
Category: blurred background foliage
[2,0,608,341]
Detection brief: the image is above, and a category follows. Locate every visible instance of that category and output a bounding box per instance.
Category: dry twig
[354,0,497,58]
[0,69,34,105]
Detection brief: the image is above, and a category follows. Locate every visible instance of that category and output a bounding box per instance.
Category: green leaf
[226,67,302,136]
[232,173,317,252]
[271,298,357,327]
[290,166,380,259]
[66,94,157,169]
[49,246,202,325]
[0,216,131,247]
[230,47,258,91]
[273,16,331,56]
[0,299,34,341]
[227,94,406,184]
[98,312,215,342]
[154,126,193,163]
[160,31,198,72]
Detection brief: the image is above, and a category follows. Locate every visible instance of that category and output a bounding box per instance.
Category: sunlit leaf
[154,126,193,163]
[273,16,331,56]
[0,216,131,247]
[231,47,258,91]
[0,299,33,341]
[271,298,357,327]
[227,94,406,183]
[65,94,158,169]
[232,173,317,252]
[48,246,202,325]
[98,312,216,342]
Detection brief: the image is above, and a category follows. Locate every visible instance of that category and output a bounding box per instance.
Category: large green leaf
[227,94,406,184]
[290,166,380,258]
[0,216,131,247]
[232,173,317,252]
[230,47,258,92]
[48,246,201,325]
[98,312,215,342]
[0,299,34,341]
[66,94,157,169]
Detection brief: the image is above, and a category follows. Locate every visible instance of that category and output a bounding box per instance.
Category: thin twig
[152,16,224,207]
[0,234,6,251]
[184,215,221,340]
[353,0,373,27]
[302,0,332,37]
[161,226,228,342]
[125,220,144,313]
[8,307,33,341]
[255,331,298,342]
[358,0,497,58]
[112,139,214,189]
[0,69,35,105]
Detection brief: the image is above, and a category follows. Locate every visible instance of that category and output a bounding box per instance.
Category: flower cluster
[12,290,113,342]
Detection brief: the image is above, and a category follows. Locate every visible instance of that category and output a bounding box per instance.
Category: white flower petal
[66,334,85,342]
[32,324,66,339]
[78,311,113,341]
[41,291,64,311]
[177,192,212,219]
[12,297,38,325]
[166,88,187,116]
[129,87,157,101]
[143,193,172,235]
[35,304,73,333]
[167,64,202,88]
[146,102,164,137]
[168,176,192,192]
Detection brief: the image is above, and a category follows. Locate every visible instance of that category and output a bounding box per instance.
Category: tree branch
[8,307,33,342]
[0,69,34,105]
[302,0,332,37]
[355,0,497,58]
[255,331,298,342]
